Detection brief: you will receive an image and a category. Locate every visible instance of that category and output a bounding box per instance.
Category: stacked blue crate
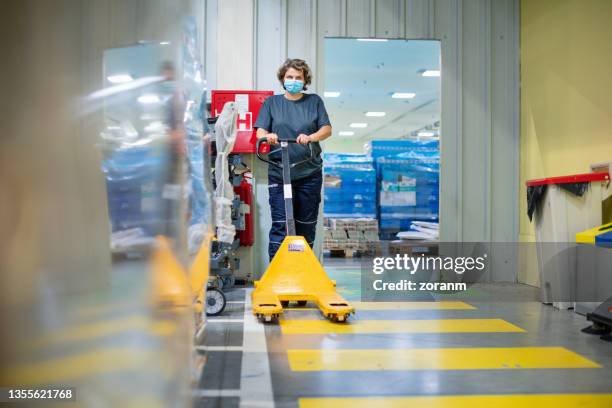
[323,153,377,218]
[367,140,440,232]
[102,146,166,235]
[367,139,439,164]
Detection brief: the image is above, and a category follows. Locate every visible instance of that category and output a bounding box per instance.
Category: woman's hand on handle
[266,133,279,145]
[256,128,279,145]
[296,133,311,144]
[300,125,332,145]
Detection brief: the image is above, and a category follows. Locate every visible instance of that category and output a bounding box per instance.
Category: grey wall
[204,0,520,281]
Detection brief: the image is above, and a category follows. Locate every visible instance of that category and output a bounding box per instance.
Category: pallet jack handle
[256,137,314,236]
[255,138,314,169]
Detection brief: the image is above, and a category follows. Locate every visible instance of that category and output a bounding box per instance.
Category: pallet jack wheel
[297,300,308,307]
[206,288,226,316]
[328,313,348,323]
[258,314,279,324]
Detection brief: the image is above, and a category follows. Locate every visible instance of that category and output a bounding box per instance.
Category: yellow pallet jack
[252,138,354,323]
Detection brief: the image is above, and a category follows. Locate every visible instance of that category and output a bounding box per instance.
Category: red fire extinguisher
[234,178,254,246]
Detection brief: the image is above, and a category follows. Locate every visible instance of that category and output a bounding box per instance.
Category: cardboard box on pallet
[323,217,380,255]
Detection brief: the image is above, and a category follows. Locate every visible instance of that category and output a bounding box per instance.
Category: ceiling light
[137,94,160,104]
[324,91,341,98]
[338,131,355,136]
[365,112,386,117]
[107,74,133,84]
[418,131,435,137]
[391,92,416,99]
[349,123,368,128]
[357,38,388,42]
[421,70,440,77]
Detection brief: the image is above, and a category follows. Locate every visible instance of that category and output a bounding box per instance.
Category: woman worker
[254,59,332,261]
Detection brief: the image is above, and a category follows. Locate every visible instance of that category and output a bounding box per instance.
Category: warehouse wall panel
[218,0,254,89]
[434,0,462,245]
[256,0,284,90]
[286,0,315,62]
[490,0,519,281]
[315,0,343,93]
[346,0,372,37]
[205,0,218,90]
[375,0,404,38]
[405,0,434,38]
[461,0,491,243]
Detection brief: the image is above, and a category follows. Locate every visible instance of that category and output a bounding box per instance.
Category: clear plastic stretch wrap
[214,102,238,243]
[377,149,440,231]
[182,16,214,253]
[366,139,440,163]
[323,153,377,218]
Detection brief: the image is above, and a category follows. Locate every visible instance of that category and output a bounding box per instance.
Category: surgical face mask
[284,79,304,94]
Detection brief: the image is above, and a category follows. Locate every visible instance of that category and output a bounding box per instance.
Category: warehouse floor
[196,258,612,408]
[3,259,194,407]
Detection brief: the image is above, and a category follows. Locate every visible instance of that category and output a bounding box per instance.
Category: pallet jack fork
[252,138,354,323]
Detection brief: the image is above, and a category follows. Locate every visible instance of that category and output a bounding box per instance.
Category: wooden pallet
[328,248,359,258]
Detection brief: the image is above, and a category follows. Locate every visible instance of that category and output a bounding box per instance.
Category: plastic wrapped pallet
[323,153,377,218]
[181,20,214,254]
[366,139,439,163]
[324,152,374,164]
[377,150,440,232]
[102,145,166,235]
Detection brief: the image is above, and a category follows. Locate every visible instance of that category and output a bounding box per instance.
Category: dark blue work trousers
[268,170,322,260]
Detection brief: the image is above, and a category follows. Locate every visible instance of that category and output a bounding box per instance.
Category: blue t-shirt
[254,93,331,181]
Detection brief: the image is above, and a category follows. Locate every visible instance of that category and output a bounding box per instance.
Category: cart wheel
[297,300,308,307]
[281,300,289,308]
[206,288,226,316]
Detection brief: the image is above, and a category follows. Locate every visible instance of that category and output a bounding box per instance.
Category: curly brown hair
[277,59,312,91]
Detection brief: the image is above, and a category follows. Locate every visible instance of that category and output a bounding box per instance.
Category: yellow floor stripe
[352,301,476,310]
[73,300,139,318]
[286,301,475,311]
[280,318,524,335]
[287,347,601,371]
[23,316,176,349]
[1,348,156,386]
[299,394,612,408]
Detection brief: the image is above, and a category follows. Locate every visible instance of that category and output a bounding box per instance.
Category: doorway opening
[321,38,441,266]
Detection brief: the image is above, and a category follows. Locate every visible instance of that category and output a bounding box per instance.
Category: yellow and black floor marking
[287,346,600,371]
[299,394,612,408]
[261,290,612,408]
[279,318,525,334]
